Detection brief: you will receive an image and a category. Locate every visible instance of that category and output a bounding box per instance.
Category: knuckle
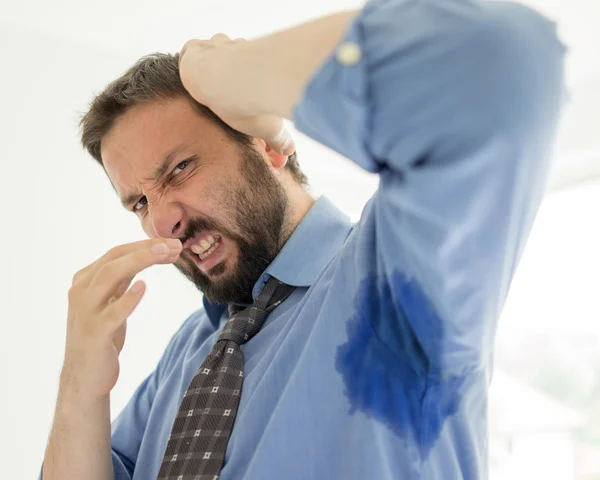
[71,266,89,285]
[67,284,80,301]
[211,32,230,41]
[106,245,123,258]
[71,271,83,285]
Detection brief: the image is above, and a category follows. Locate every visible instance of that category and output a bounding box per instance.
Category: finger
[179,39,203,69]
[74,238,175,288]
[271,124,296,157]
[107,277,133,305]
[92,240,181,304]
[215,112,296,156]
[105,280,146,330]
[179,40,193,70]
[97,238,181,270]
[252,115,295,156]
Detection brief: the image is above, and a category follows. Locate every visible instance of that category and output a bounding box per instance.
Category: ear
[255,138,288,169]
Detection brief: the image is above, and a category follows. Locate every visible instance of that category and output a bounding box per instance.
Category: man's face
[102,97,289,305]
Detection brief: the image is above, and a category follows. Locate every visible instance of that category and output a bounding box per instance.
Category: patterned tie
[157,277,295,480]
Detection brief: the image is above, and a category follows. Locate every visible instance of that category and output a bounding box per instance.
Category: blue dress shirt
[41,0,566,478]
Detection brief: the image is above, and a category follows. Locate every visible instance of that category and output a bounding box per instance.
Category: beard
[173,146,289,305]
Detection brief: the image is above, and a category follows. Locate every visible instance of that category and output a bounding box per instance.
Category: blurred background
[0,0,598,478]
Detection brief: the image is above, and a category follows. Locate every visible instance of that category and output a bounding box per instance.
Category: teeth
[198,239,220,260]
[189,237,221,260]
[190,244,204,255]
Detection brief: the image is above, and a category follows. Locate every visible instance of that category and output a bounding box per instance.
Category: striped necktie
[157,277,295,480]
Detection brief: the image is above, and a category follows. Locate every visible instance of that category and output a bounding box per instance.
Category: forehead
[100,97,227,195]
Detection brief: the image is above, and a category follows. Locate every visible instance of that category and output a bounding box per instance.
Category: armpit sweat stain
[335,271,466,457]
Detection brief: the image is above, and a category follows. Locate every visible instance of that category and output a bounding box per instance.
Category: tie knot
[218,277,295,345]
[219,305,267,344]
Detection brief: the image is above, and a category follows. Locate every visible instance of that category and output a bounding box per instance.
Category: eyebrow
[119,144,190,208]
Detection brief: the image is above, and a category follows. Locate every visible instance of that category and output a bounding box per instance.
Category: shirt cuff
[292,3,379,173]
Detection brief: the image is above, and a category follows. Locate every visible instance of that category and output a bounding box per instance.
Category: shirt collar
[202,195,353,329]
[262,195,353,288]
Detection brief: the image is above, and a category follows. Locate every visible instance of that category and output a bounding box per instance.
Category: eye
[131,158,194,213]
[172,159,190,176]
[133,196,147,212]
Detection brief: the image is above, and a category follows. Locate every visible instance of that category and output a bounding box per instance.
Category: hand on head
[178,33,296,157]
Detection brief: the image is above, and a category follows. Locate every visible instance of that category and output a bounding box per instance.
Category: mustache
[179,216,225,244]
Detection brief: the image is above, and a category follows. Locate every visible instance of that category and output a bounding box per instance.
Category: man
[41,0,566,478]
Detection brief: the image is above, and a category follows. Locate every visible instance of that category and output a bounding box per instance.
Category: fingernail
[152,243,169,255]
[166,239,182,250]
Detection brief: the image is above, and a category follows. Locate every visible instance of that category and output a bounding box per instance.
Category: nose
[147,201,186,239]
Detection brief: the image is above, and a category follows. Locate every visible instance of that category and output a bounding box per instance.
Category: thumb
[271,125,296,157]
[243,115,295,156]
[216,111,296,156]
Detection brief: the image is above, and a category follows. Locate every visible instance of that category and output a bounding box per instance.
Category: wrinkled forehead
[100,97,224,195]
[101,98,187,182]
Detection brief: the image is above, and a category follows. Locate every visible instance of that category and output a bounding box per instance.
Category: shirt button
[336,42,362,66]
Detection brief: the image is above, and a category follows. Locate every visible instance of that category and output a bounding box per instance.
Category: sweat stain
[335,270,465,458]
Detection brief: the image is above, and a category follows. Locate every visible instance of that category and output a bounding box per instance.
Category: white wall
[491,432,577,480]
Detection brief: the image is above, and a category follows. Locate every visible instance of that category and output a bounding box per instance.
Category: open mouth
[190,234,221,260]
[183,233,226,273]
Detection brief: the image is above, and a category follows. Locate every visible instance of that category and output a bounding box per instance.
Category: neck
[280,184,315,250]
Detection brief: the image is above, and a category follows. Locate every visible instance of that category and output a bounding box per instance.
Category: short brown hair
[80,52,308,186]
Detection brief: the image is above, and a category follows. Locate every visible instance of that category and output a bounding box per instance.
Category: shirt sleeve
[109,371,161,479]
[108,314,198,478]
[293,0,567,374]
